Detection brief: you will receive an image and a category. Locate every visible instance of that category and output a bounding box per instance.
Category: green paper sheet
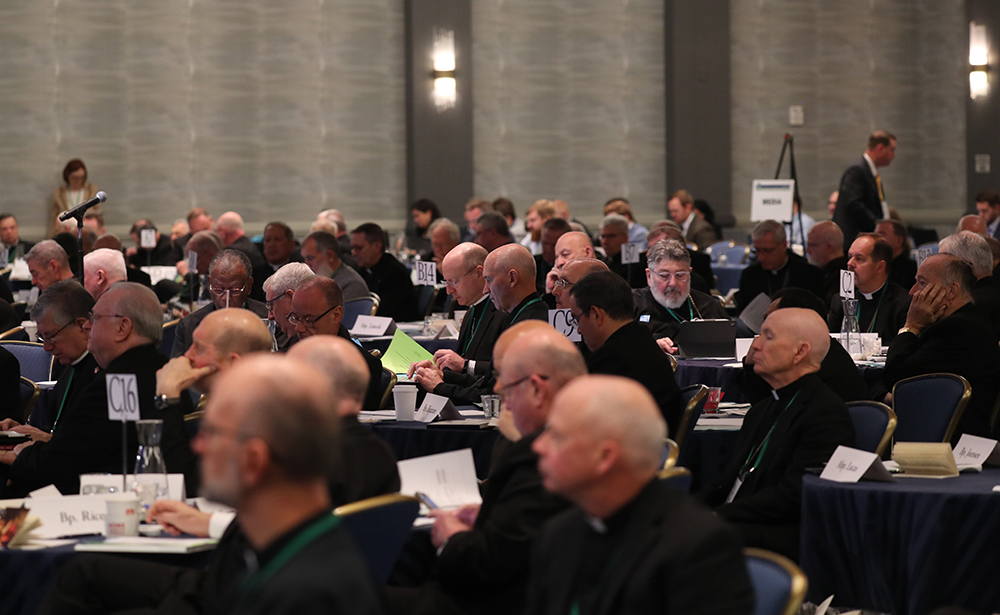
[381,328,434,375]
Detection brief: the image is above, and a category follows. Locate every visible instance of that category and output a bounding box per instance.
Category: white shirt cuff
[208,511,237,539]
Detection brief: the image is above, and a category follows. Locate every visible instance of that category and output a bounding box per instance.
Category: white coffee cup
[105,493,141,537]
[394,384,417,421]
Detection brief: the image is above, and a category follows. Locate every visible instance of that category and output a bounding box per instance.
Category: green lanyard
[510,297,545,323]
[460,301,486,356]
[50,368,74,434]
[240,513,340,594]
[737,390,800,481]
[665,297,695,324]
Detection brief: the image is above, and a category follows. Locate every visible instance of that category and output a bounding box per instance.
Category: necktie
[876,175,884,201]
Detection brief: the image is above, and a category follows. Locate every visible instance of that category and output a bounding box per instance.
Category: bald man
[545,231,596,294]
[552,258,608,309]
[701,307,854,561]
[82,248,127,299]
[388,324,582,615]
[806,220,848,304]
[527,376,754,615]
[957,214,988,237]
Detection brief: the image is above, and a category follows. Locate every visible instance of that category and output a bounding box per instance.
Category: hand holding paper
[407,358,436,379]
[381,329,434,375]
[413,365,444,391]
[429,508,473,548]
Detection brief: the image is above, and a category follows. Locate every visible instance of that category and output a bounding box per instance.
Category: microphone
[59,191,107,222]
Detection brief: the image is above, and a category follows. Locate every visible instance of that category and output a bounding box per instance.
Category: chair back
[19,376,39,423]
[0,341,55,382]
[705,240,735,262]
[723,244,750,265]
[657,466,692,492]
[334,494,421,582]
[744,548,808,615]
[666,352,677,374]
[368,292,381,315]
[342,297,376,331]
[891,373,970,443]
[415,285,440,319]
[673,384,708,451]
[379,368,397,410]
[660,437,679,470]
[846,401,896,456]
[0,326,29,341]
[11,302,27,322]
[159,319,179,357]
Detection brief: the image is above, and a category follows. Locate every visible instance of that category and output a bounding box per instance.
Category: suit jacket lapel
[467,303,498,356]
[456,302,476,351]
[593,493,664,615]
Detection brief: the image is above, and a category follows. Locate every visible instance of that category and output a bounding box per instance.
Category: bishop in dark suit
[827,233,910,344]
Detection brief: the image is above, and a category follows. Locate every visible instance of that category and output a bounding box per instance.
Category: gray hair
[940,232,993,278]
[600,214,629,235]
[25,240,69,269]
[30,279,94,325]
[429,218,461,244]
[84,248,126,284]
[752,219,786,244]
[208,249,252,282]
[305,230,341,259]
[646,238,690,268]
[106,282,163,344]
[265,262,315,296]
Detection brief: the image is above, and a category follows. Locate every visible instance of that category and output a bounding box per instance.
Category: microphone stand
[59,192,105,288]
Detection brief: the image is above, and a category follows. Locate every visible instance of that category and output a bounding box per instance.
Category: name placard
[415,261,437,286]
[953,434,1000,470]
[750,179,795,222]
[839,270,855,299]
[621,242,642,265]
[549,309,581,342]
[140,229,157,249]
[819,445,894,483]
[351,315,397,337]
[24,494,110,538]
[915,245,935,266]
[79,474,187,501]
[106,374,140,422]
[435,322,460,340]
[414,393,463,423]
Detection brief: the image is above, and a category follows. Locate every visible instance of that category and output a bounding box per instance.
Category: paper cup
[394,384,417,421]
[703,387,723,414]
[105,493,141,537]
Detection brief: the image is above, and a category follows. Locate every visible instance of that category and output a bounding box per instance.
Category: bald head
[186,308,272,394]
[443,242,488,272]
[288,335,371,416]
[483,244,538,312]
[806,221,845,268]
[553,232,595,270]
[751,308,830,388]
[958,214,988,237]
[83,248,127,299]
[554,258,609,309]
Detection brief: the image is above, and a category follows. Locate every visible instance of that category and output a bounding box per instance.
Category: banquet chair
[159,319,179,357]
[416,285,440,319]
[343,297,376,330]
[744,548,808,615]
[369,292,381,315]
[334,494,421,582]
[657,466,692,492]
[660,438,679,470]
[0,326,28,341]
[673,384,708,452]
[0,341,55,382]
[666,352,677,373]
[379,368,397,409]
[19,377,39,423]
[705,240,735,262]
[891,373,969,443]
[846,401,896,456]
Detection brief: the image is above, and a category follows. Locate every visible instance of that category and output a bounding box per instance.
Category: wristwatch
[154,394,182,410]
[897,325,919,337]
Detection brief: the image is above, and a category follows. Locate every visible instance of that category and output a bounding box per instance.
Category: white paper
[10,258,30,281]
[106,373,140,421]
[820,445,894,483]
[23,494,110,538]
[28,485,63,499]
[415,261,437,286]
[74,536,217,554]
[549,309,581,342]
[140,229,156,249]
[739,292,772,334]
[435,322,460,340]
[397,449,483,509]
[735,338,753,361]
[80,474,186,501]
[839,270,855,299]
[916,246,935,266]
[351,315,397,337]
[750,179,795,222]
[186,251,198,275]
[414,393,462,423]
[953,434,1000,470]
[621,242,642,264]
[141,266,178,286]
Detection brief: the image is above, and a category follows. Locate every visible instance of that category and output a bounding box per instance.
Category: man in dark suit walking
[833,130,897,248]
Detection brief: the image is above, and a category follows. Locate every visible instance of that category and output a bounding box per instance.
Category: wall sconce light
[432,29,456,112]
[970,22,989,100]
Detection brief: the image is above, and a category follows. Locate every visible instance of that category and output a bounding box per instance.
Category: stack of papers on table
[695,415,744,430]
[75,537,218,554]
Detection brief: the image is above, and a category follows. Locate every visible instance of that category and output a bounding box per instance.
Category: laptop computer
[673,319,738,359]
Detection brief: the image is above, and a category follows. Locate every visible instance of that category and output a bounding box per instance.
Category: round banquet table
[800,469,1000,615]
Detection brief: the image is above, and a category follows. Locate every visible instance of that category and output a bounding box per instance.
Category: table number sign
[415,261,437,286]
[621,242,642,265]
[839,270,855,299]
[549,309,581,342]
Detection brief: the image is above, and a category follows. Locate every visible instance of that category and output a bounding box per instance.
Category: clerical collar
[584,478,655,534]
[859,281,886,301]
[470,294,489,307]
[70,350,89,366]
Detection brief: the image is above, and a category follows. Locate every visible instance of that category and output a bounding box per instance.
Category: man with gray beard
[633,239,729,354]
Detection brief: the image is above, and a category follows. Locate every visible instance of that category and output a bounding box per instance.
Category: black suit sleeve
[838,166,879,231]
[0,349,20,421]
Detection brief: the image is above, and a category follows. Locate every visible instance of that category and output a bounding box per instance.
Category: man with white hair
[940,230,1000,336]
[263,262,315,350]
[318,208,353,257]
[527,375,754,615]
[25,239,75,292]
[733,220,823,318]
[428,218,461,270]
[633,239,728,353]
[82,248,127,299]
[216,211,265,269]
[701,308,854,560]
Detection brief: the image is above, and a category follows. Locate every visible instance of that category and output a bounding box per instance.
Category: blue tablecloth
[801,469,1000,615]
[713,263,746,293]
[370,421,498,479]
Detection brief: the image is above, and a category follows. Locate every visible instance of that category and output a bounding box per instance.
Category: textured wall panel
[731,0,966,225]
[0,0,404,239]
[473,0,667,228]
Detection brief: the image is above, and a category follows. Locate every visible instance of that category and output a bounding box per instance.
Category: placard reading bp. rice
[750,179,795,222]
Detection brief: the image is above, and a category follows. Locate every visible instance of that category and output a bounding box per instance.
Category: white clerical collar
[863,152,879,178]
[471,294,489,307]
[71,350,89,366]
[682,211,696,235]
[859,281,885,301]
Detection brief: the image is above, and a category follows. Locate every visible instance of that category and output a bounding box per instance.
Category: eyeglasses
[287,306,336,328]
[554,278,574,289]
[497,374,549,399]
[36,320,74,344]
[197,418,250,442]
[88,312,125,325]
[210,282,248,296]
[264,293,288,312]
[650,270,689,283]
[444,267,477,288]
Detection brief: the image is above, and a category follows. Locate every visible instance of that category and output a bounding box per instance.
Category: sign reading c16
[106,374,140,421]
